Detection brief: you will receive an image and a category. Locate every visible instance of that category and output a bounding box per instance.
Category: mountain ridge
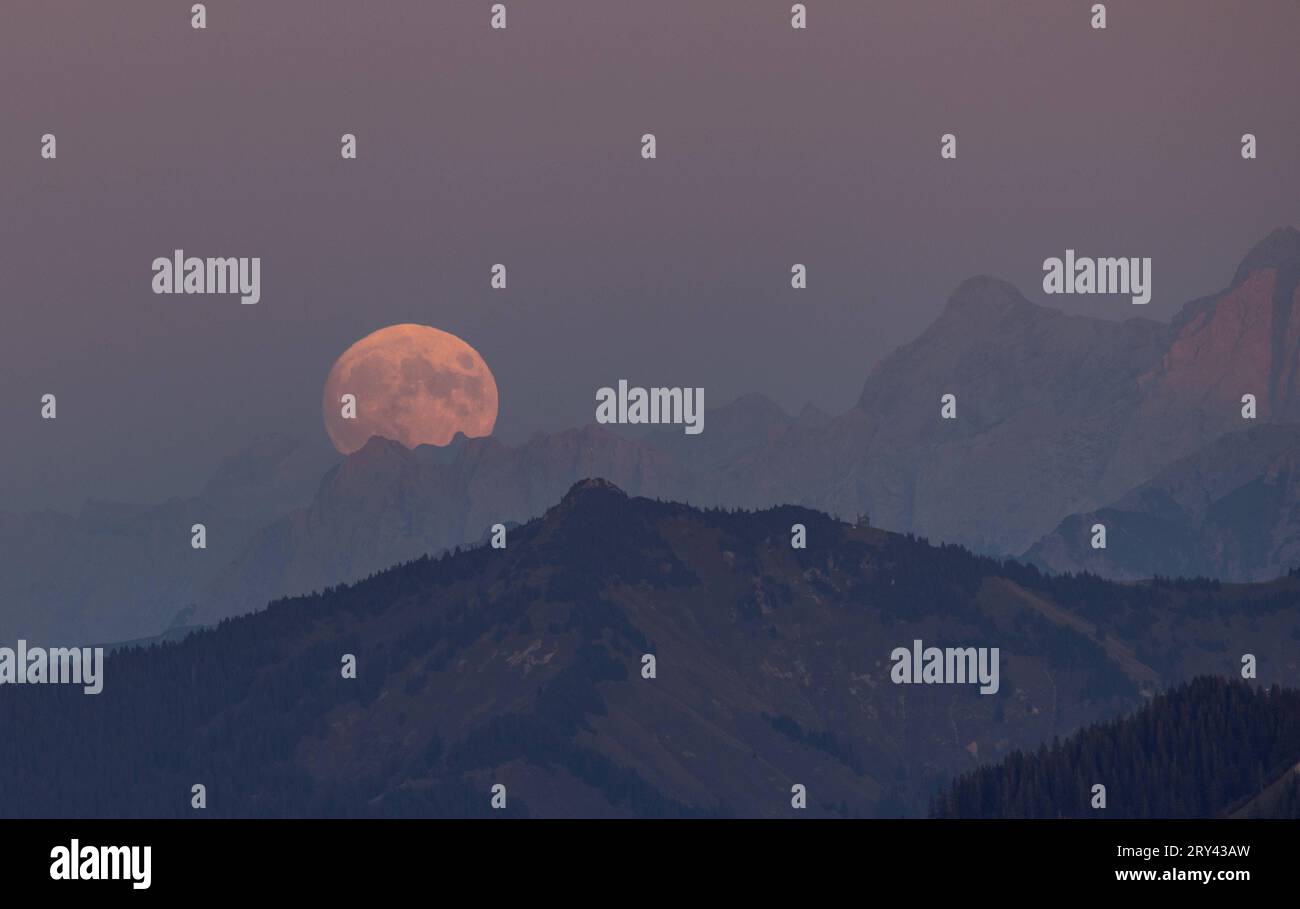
[4,480,1298,818]
[6,228,1300,643]
[1027,423,1300,581]
[179,223,1300,628]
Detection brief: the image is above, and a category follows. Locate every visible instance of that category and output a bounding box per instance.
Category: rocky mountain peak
[560,477,629,503]
[1231,225,1300,288]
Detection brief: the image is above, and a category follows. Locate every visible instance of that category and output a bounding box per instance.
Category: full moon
[322,324,499,455]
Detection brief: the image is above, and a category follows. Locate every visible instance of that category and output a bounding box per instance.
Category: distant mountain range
[1027,424,1300,581]
[0,434,338,644]
[933,677,1300,818]
[4,228,1300,644]
[3,482,1298,817]
[190,227,1300,629]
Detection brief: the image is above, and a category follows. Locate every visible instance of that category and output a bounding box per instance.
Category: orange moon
[322,324,499,455]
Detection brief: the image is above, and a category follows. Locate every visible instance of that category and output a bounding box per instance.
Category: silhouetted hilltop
[2,482,1298,818]
[6,231,1300,645]
[191,227,1300,628]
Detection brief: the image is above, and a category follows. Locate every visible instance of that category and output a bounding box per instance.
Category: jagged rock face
[796,230,1300,554]
[1025,231,1300,581]
[1107,230,1300,494]
[1027,424,1300,581]
[837,276,1167,551]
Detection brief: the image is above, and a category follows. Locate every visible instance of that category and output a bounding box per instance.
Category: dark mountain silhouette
[3,481,1298,818]
[186,227,1300,629]
[1027,424,1300,581]
[5,230,1300,644]
[932,677,1300,818]
[195,429,699,624]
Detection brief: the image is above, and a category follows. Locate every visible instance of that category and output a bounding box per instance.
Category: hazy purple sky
[3,0,1298,511]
